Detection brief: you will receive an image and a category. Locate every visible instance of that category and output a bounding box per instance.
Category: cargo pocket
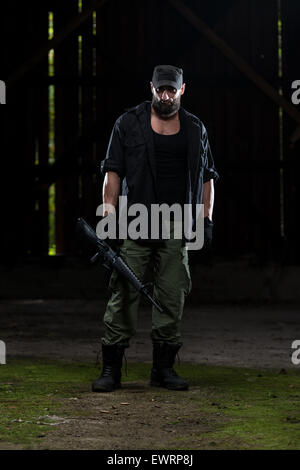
[108,269,119,293]
[108,246,127,293]
[124,135,145,169]
[124,133,145,148]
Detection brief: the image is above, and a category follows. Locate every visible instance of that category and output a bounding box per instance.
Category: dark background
[0,0,300,302]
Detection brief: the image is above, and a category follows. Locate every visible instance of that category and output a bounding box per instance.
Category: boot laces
[163,349,181,376]
[95,345,127,376]
[166,367,178,377]
[101,365,114,377]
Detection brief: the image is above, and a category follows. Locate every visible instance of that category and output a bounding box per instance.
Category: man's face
[150,82,185,118]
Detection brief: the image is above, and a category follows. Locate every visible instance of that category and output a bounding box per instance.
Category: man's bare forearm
[203,179,214,220]
[102,171,121,216]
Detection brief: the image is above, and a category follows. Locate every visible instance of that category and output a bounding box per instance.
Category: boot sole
[150,380,189,391]
[92,383,121,393]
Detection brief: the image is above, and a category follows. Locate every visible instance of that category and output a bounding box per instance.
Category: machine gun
[76,217,163,313]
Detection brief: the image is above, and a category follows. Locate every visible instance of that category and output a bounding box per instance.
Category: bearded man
[92,65,219,392]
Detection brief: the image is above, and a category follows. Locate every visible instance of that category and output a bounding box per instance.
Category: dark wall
[1,0,300,265]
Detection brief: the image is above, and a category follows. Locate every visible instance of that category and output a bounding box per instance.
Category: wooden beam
[6,0,109,86]
[168,0,300,141]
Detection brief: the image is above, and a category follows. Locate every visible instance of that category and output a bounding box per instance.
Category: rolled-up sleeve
[100,117,125,179]
[202,125,219,183]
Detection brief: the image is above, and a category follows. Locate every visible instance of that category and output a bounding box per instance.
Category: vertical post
[54,0,79,254]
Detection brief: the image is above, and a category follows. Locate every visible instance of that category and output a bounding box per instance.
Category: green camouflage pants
[101,223,192,347]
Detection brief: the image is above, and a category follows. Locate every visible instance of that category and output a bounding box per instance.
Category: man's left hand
[204,216,213,248]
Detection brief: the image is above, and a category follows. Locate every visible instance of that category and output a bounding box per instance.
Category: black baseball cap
[152,65,183,90]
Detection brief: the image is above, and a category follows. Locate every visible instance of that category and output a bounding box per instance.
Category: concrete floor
[1,298,300,369]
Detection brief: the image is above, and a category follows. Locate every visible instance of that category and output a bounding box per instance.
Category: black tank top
[152,121,187,209]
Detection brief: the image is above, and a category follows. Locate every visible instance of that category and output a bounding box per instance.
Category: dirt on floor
[1,299,299,369]
[30,384,233,451]
[1,299,300,450]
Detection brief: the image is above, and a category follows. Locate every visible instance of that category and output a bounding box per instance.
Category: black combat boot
[92,343,126,392]
[150,342,189,391]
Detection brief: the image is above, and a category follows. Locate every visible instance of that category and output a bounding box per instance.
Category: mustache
[151,98,181,117]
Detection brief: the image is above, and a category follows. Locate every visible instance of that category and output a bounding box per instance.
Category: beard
[151,94,181,118]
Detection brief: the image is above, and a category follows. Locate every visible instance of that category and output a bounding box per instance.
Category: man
[92,65,219,393]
